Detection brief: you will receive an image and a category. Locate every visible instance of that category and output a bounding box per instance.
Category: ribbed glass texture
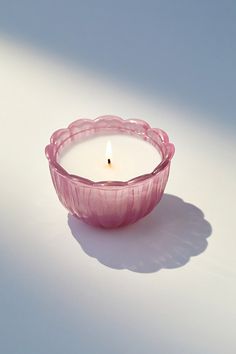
[45,116,175,228]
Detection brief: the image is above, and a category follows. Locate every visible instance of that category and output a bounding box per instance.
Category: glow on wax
[59,134,161,182]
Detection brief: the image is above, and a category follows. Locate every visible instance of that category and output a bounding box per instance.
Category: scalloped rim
[45,115,175,186]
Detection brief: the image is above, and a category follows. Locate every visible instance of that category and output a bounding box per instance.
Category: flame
[106,140,112,163]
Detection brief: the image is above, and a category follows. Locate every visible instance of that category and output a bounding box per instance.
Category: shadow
[0,1,235,129]
[68,194,212,273]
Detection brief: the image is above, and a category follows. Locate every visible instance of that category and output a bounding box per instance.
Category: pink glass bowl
[45,115,175,228]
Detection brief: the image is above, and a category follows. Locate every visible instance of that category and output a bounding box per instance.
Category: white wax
[59,134,161,182]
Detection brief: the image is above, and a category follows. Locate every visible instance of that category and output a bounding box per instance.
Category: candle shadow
[67,194,212,273]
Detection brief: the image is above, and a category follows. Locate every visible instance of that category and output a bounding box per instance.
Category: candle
[59,134,162,182]
[46,116,175,228]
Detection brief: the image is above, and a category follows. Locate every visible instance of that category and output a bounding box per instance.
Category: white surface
[60,134,161,181]
[0,32,236,354]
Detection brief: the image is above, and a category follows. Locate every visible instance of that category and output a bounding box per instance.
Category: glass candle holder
[45,115,175,228]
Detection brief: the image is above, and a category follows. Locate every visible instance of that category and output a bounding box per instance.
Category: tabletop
[0,2,236,353]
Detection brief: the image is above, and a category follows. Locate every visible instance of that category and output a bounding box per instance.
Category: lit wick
[106,140,112,167]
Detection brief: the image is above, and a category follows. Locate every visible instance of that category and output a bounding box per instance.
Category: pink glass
[45,115,175,228]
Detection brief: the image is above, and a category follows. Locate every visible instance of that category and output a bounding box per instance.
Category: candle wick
[108,158,111,165]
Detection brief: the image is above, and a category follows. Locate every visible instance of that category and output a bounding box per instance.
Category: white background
[0,2,236,353]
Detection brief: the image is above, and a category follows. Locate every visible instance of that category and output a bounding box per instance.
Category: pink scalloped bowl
[45,115,175,228]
